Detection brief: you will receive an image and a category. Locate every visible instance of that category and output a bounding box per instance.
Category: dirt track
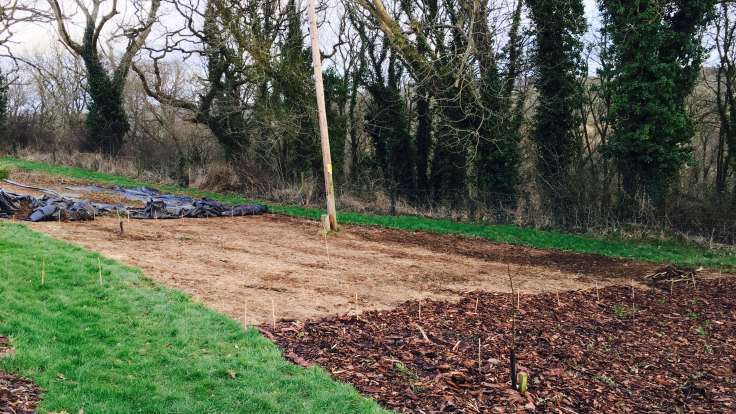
[4,171,665,324]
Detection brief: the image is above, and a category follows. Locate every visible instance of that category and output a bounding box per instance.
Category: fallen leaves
[0,354,40,414]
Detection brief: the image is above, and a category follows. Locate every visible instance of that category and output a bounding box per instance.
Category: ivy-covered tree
[199,0,248,159]
[365,81,415,198]
[473,0,525,207]
[47,0,161,155]
[323,68,348,183]
[599,0,716,206]
[0,70,8,147]
[272,0,321,178]
[527,0,587,210]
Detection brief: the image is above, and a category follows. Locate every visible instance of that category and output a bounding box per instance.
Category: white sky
[9,0,602,56]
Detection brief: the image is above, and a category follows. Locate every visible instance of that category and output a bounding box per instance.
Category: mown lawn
[2,157,735,269]
[0,222,387,413]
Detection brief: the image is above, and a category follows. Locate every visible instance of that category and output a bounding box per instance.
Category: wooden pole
[307,0,338,231]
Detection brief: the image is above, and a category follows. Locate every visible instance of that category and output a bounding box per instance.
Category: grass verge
[2,156,735,269]
[0,222,386,413]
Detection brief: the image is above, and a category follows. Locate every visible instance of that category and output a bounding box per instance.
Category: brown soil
[0,337,41,414]
[265,278,736,413]
[2,171,701,326]
[77,191,145,207]
[4,170,143,207]
[24,210,668,325]
[7,170,90,190]
[357,228,653,278]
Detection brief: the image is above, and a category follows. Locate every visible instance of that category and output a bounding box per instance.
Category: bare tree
[707,3,736,196]
[1,0,49,59]
[45,0,161,155]
[353,0,527,204]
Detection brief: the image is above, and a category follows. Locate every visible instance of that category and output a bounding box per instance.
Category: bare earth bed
[264,278,736,413]
[4,171,671,325]
[6,169,668,324]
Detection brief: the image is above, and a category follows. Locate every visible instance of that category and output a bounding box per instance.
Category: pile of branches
[643,265,701,288]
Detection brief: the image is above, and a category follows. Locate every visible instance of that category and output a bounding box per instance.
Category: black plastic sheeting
[0,185,267,222]
[0,189,118,221]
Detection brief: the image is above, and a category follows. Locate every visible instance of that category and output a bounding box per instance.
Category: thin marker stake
[271,298,276,330]
[323,232,330,264]
[478,338,482,372]
[243,302,248,327]
[630,279,635,300]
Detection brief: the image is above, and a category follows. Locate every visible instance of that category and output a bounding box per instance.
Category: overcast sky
[10,0,603,56]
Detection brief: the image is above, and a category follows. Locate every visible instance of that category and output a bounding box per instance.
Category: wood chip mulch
[0,337,41,414]
[263,278,736,413]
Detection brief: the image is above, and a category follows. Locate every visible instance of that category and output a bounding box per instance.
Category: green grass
[0,222,387,413]
[0,164,9,180]
[2,156,735,269]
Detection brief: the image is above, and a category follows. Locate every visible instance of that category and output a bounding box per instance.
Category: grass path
[0,222,386,413]
[2,157,734,269]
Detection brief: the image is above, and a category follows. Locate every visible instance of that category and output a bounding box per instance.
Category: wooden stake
[322,231,331,264]
[478,337,482,372]
[354,292,359,315]
[630,279,635,300]
[243,302,248,327]
[40,258,45,286]
[271,298,276,330]
[98,258,103,285]
[595,281,600,302]
[307,0,337,231]
[474,297,479,313]
[507,266,518,390]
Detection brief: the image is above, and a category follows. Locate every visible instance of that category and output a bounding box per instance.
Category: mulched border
[0,337,41,414]
[264,278,736,413]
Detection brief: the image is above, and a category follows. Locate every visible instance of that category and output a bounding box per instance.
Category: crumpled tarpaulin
[0,189,118,221]
[80,185,268,219]
[0,183,268,222]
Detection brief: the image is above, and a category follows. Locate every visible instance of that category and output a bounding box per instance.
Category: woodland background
[1,0,735,243]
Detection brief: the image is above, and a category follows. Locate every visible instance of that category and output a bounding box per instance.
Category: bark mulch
[0,337,41,414]
[263,278,736,413]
